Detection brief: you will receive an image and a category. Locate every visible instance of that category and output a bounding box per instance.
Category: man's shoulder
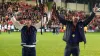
[30,26,37,31]
[22,26,35,29]
[22,26,27,28]
[21,26,37,31]
[21,26,27,30]
[78,21,84,24]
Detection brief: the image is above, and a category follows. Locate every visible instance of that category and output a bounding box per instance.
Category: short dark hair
[24,16,31,20]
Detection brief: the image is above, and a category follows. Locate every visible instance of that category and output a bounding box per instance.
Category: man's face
[25,19,32,26]
[72,16,79,26]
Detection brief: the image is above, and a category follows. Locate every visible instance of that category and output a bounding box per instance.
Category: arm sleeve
[33,17,46,29]
[56,11,71,25]
[83,12,95,26]
[33,21,41,30]
[11,16,24,30]
[33,12,51,30]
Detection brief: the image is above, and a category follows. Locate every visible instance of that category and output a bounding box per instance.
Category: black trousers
[52,28,56,34]
[8,30,10,34]
[64,43,80,56]
[22,47,36,56]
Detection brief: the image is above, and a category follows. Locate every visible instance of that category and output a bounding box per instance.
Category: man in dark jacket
[56,7,97,56]
[11,15,47,56]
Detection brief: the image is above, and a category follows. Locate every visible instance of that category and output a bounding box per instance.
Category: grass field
[0,32,100,56]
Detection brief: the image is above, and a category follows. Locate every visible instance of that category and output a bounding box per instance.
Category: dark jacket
[21,26,37,46]
[57,12,95,44]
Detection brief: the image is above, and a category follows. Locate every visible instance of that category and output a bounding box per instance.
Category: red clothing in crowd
[8,21,13,25]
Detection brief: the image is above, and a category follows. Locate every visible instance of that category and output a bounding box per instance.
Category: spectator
[11,24,14,32]
[0,23,1,34]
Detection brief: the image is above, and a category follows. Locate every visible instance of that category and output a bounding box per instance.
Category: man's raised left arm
[83,7,97,26]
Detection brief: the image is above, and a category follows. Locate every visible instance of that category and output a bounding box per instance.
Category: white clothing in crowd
[11,25,15,30]
[0,24,1,30]
[2,26,4,31]
[4,25,7,29]
[8,25,11,30]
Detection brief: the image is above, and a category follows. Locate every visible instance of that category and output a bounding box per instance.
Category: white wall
[84,4,89,12]
[54,0,61,2]
[77,3,84,11]
[56,2,65,7]
[0,0,11,2]
[67,3,89,12]
[27,1,36,6]
[67,3,77,10]
[55,2,89,12]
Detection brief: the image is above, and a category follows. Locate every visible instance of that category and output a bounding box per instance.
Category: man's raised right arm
[56,10,71,25]
[11,16,24,30]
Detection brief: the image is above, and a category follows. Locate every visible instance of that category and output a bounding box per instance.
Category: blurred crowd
[50,2,100,33]
[88,15,100,32]
[0,2,100,34]
[0,1,48,33]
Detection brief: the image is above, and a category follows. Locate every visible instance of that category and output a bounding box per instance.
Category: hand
[93,4,98,13]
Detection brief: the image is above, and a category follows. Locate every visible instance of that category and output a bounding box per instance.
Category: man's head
[24,17,32,27]
[72,16,79,26]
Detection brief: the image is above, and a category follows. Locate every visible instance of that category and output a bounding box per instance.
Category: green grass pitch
[0,32,100,56]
